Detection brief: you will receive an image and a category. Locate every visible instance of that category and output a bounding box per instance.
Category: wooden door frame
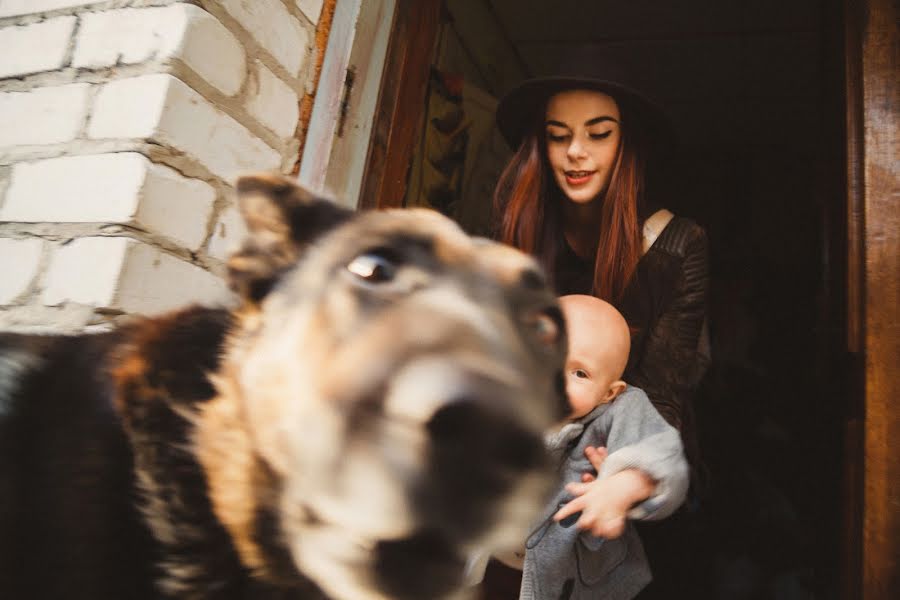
[357,0,442,209]
[845,0,899,598]
[297,0,399,208]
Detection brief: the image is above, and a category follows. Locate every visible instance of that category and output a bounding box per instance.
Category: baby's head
[559,295,631,420]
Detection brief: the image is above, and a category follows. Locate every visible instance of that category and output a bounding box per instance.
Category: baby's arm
[554,446,655,538]
[554,388,689,537]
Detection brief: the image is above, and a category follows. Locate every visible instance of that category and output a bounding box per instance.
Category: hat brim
[496,76,674,150]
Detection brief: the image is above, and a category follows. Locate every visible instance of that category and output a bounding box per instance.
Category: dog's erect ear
[228,173,353,304]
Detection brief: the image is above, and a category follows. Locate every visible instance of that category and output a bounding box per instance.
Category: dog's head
[197,175,568,600]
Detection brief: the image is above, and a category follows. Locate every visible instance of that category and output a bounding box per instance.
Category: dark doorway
[363,1,858,598]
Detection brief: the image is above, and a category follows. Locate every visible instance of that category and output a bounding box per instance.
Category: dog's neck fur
[112,306,326,598]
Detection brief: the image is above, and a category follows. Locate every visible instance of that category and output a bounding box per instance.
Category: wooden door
[844,0,899,598]
[358,1,898,597]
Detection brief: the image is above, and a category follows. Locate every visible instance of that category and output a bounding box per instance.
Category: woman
[487,49,710,598]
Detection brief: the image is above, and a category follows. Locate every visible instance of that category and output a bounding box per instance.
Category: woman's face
[544,89,621,205]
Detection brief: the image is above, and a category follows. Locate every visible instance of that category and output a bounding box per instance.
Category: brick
[42,237,127,309]
[0,304,97,334]
[0,167,9,209]
[0,0,98,18]
[245,61,300,139]
[115,241,230,314]
[0,238,43,305]
[89,74,281,182]
[87,74,168,138]
[176,5,246,96]
[206,203,248,261]
[294,0,323,25]
[1,153,216,250]
[74,4,246,96]
[1,154,146,222]
[138,162,217,250]
[220,0,309,76]
[42,236,229,314]
[0,17,76,79]
[295,0,324,25]
[0,84,90,147]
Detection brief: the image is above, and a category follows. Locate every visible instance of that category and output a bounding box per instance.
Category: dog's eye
[525,308,562,347]
[347,250,398,283]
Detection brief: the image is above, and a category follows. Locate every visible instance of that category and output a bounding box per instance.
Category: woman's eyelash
[545,131,612,142]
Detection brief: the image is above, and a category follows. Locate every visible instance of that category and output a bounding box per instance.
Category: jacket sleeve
[627,225,709,430]
[595,388,689,521]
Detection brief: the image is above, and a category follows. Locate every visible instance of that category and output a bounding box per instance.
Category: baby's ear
[227,173,353,304]
[603,380,627,403]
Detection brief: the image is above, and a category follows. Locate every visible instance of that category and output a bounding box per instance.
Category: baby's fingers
[564,481,589,496]
[575,510,599,532]
[585,446,608,471]
[553,496,586,522]
[591,516,626,539]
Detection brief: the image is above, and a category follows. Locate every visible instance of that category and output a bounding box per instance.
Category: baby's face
[558,295,631,420]
[565,342,621,419]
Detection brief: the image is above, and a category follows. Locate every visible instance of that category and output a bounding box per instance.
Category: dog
[0,174,568,600]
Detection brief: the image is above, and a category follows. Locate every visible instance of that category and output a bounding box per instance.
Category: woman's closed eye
[546,130,569,143]
[545,130,612,143]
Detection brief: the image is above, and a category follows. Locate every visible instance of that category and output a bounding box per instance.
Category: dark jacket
[554,216,710,460]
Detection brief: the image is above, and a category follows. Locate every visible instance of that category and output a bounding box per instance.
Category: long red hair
[494,99,648,303]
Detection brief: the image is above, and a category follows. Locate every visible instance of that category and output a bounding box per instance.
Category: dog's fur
[0,174,568,600]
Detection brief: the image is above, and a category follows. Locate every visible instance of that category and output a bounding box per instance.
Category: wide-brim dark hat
[496,47,674,150]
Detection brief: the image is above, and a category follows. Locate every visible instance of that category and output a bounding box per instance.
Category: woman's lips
[565,170,595,186]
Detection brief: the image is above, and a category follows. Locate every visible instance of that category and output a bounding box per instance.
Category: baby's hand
[579,445,607,483]
[553,448,655,539]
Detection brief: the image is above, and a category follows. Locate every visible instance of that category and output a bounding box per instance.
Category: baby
[508,295,690,600]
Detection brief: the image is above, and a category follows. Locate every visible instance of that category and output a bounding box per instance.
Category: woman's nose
[566,139,586,160]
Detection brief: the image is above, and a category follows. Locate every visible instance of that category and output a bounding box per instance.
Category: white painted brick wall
[0,84,90,147]
[42,237,229,314]
[0,0,316,330]
[1,153,215,250]
[89,74,281,181]
[207,203,248,261]
[220,0,309,76]
[246,61,300,139]
[0,238,44,305]
[295,0,325,25]
[74,4,246,96]
[0,0,98,18]
[0,17,76,79]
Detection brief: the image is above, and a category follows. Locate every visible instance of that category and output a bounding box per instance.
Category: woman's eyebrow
[545,116,619,128]
[585,116,618,126]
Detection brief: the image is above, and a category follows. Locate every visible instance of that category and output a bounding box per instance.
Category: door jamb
[357,0,442,209]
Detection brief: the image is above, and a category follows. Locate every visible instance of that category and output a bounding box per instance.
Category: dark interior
[409,1,851,597]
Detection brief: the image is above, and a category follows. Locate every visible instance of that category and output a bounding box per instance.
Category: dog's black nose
[418,398,548,543]
[428,400,544,473]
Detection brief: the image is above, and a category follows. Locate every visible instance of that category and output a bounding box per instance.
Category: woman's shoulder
[648,212,707,259]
